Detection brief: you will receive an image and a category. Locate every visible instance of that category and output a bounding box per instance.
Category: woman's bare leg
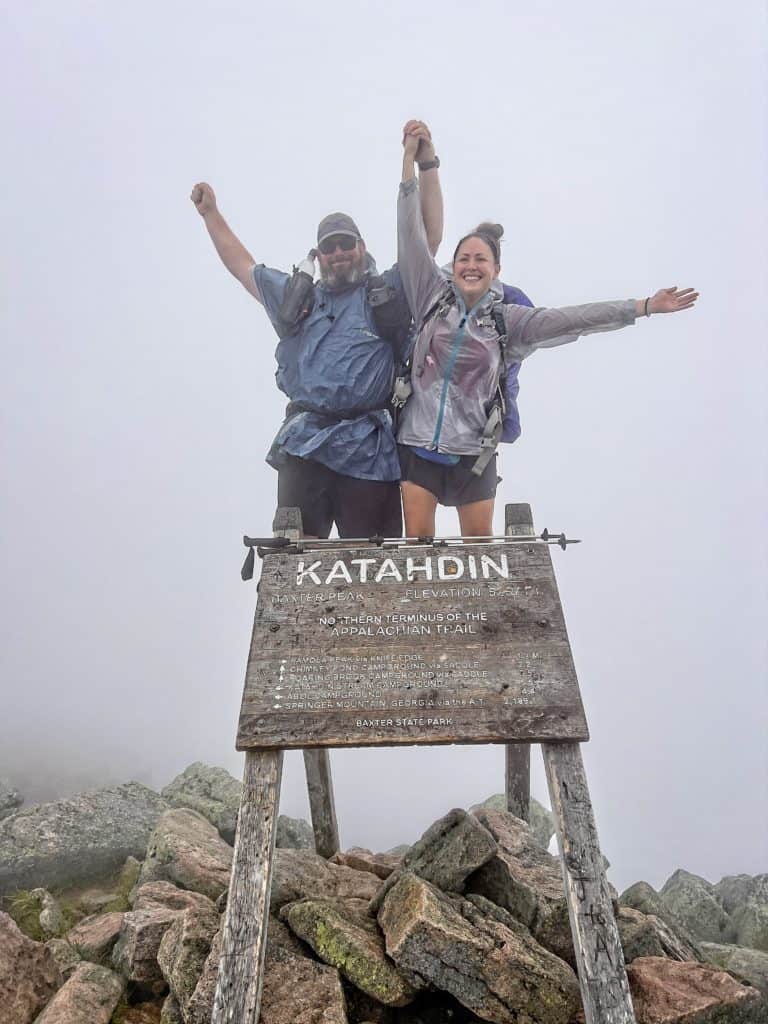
[401,481,439,537]
[457,498,495,539]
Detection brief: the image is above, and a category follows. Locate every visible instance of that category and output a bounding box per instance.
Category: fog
[2,0,766,892]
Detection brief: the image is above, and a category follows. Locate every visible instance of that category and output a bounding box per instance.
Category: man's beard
[320,258,365,290]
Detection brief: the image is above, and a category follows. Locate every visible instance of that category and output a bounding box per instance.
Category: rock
[281,897,420,1006]
[621,881,671,919]
[341,979,396,1024]
[45,938,82,979]
[0,783,167,896]
[0,911,62,1023]
[67,911,124,961]
[470,793,556,850]
[271,849,380,910]
[618,906,702,963]
[701,942,768,996]
[660,869,736,944]
[716,875,764,916]
[731,878,768,952]
[33,961,125,1023]
[465,808,573,963]
[160,994,184,1023]
[161,763,242,845]
[138,808,233,901]
[118,1003,164,1023]
[627,956,766,1022]
[276,814,315,851]
[378,872,580,1024]
[157,903,220,1018]
[331,848,402,880]
[112,905,179,988]
[260,918,348,1024]
[370,809,497,912]
[133,881,217,915]
[0,775,23,820]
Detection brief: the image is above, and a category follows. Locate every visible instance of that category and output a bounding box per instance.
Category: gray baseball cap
[317,212,362,246]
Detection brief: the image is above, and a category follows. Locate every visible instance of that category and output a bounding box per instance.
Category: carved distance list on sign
[236,541,588,749]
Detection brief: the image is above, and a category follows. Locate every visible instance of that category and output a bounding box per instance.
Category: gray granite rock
[661,869,736,944]
[617,905,703,963]
[716,875,764,916]
[0,775,23,820]
[0,911,62,1023]
[331,847,402,880]
[280,896,421,1006]
[138,808,233,901]
[34,961,125,1024]
[133,880,217,915]
[270,849,380,910]
[112,905,180,988]
[627,955,767,1022]
[259,921,348,1024]
[45,938,82,980]
[276,813,315,851]
[160,994,184,1023]
[370,808,497,912]
[157,902,220,1018]
[161,763,242,845]
[0,783,168,896]
[701,941,768,996]
[727,876,768,952]
[470,793,556,850]
[378,872,580,1024]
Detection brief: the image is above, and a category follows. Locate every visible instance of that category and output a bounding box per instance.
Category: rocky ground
[1,765,766,1023]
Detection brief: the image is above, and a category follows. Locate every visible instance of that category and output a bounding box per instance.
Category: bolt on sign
[236,540,588,749]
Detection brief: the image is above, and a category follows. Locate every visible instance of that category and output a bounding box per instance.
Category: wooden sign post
[212,506,636,1024]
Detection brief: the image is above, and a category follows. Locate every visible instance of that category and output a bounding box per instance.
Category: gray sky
[2,1,766,893]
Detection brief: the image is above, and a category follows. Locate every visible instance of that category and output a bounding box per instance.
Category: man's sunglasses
[318,235,358,256]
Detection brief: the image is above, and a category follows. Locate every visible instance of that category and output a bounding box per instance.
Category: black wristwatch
[418,156,440,171]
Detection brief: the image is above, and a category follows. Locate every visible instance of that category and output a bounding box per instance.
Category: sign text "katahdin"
[296,553,509,587]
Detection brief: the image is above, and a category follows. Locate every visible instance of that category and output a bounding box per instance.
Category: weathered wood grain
[237,539,587,749]
[505,503,534,821]
[303,749,340,858]
[543,742,636,1024]
[211,749,283,1024]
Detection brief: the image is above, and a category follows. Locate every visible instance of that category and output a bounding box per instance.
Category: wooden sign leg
[504,503,534,821]
[303,749,340,858]
[542,742,636,1024]
[212,749,283,1024]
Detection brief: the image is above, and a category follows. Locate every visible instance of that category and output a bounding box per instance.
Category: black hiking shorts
[397,445,500,506]
[277,454,403,539]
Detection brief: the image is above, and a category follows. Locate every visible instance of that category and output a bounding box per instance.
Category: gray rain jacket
[396,178,638,455]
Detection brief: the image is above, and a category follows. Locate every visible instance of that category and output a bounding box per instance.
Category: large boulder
[0,783,168,895]
[729,877,768,952]
[45,937,83,980]
[157,902,220,1018]
[470,793,556,850]
[701,941,768,996]
[280,897,421,1006]
[371,809,497,912]
[161,763,242,845]
[276,814,315,851]
[716,875,763,916]
[0,775,23,820]
[378,872,580,1024]
[260,917,348,1024]
[627,956,767,1022]
[660,869,736,944]
[0,911,62,1023]
[67,911,124,962]
[617,905,703,963]
[331,847,403,880]
[33,961,125,1024]
[270,849,381,910]
[138,808,233,901]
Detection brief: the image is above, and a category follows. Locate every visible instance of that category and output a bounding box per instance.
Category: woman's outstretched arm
[397,135,446,324]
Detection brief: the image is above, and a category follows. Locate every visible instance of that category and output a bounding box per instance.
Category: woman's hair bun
[474,221,504,241]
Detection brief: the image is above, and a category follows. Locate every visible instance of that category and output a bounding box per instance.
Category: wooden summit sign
[237,538,588,749]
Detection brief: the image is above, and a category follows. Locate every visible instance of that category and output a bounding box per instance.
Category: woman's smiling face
[452,236,499,307]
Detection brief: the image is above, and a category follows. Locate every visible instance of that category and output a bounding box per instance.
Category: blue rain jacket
[252,261,410,481]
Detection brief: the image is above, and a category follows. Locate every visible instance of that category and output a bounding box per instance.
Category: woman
[396,131,698,538]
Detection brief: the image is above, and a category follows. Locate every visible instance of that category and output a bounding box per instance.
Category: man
[191,121,443,538]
